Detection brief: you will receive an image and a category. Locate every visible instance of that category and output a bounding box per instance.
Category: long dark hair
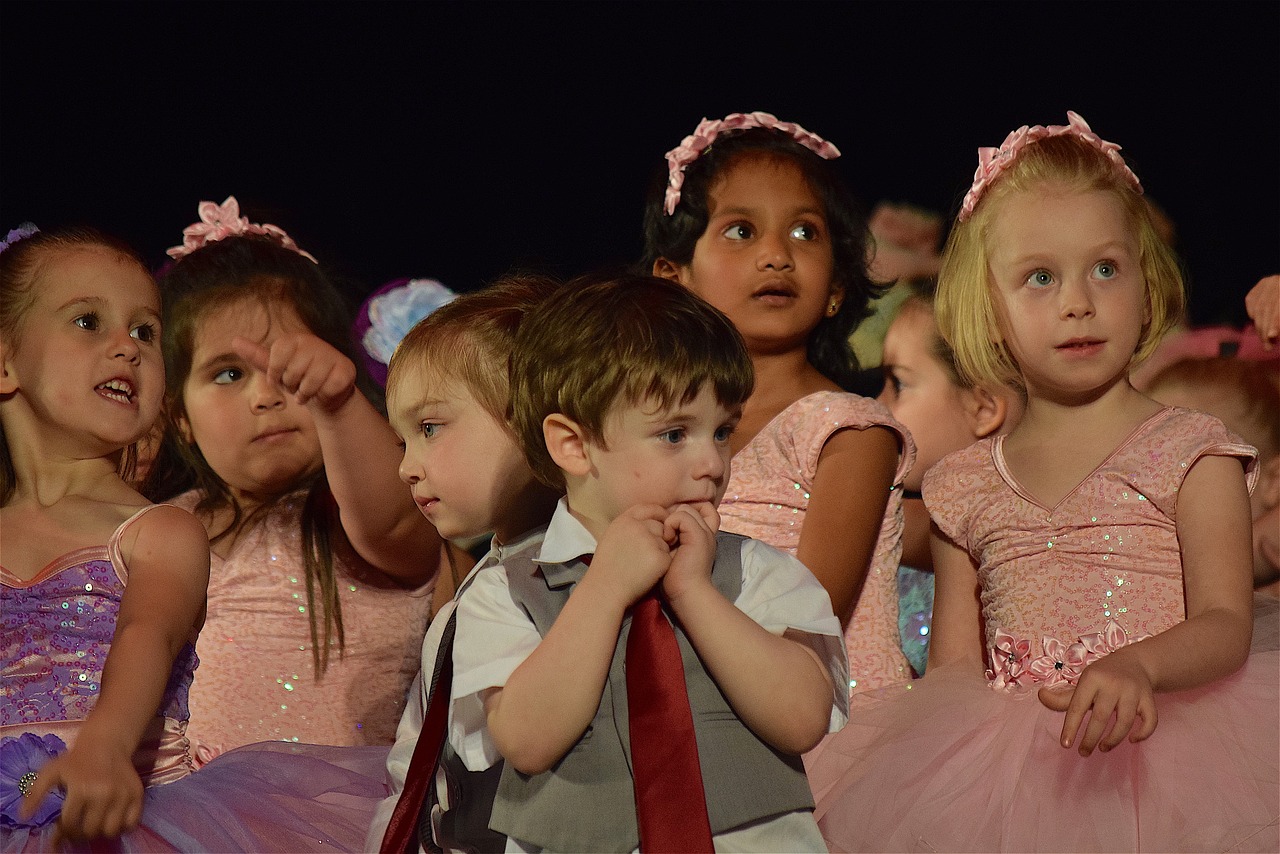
[144,234,366,675]
[640,126,886,390]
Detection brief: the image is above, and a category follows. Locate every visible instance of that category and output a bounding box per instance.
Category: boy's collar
[534,498,598,568]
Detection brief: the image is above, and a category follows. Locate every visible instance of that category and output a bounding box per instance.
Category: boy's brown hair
[510,273,754,490]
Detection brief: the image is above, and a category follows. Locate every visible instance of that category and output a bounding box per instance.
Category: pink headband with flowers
[958,111,1142,222]
[166,196,317,262]
[663,111,841,215]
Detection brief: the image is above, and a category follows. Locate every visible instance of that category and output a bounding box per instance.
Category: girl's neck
[732,349,839,455]
[1015,375,1156,439]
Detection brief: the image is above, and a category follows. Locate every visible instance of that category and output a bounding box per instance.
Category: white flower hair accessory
[663,111,841,215]
[959,111,1142,222]
[166,196,317,262]
[354,277,458,386]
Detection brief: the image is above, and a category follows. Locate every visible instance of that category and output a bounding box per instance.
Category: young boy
[371,275,564,853]
[450,273,849,852]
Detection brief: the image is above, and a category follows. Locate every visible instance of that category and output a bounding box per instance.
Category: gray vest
[489,532,814,853]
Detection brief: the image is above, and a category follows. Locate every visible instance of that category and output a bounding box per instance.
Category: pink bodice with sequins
[719,391,916,694]
[174,490,434,754]
[1,505,199,784]
[924,407,1257,659]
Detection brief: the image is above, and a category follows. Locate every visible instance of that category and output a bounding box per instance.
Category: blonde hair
[510,273,754,490]
[385,273,563,430]
[936,134,1185,389]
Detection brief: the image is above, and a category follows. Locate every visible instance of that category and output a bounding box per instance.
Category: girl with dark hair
[643,112,916,695]
[146,197,448,757]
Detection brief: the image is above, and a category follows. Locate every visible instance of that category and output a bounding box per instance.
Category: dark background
[4,1,1278,328]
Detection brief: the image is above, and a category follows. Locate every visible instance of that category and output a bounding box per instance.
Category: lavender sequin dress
[2,506,389,852]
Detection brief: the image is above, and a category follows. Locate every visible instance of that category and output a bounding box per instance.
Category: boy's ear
[961,386,1012,439]
[652,257,687,285]
[542,413,592,478]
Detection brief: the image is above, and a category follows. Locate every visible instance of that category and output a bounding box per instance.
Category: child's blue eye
[723,224,753,241]
[658,428,685,444]
[714,425,734,443]
[74,313,100,331]
[1025,270,1054,288]
[420,422,441,439]
[790,223,818,241]
[1093,261,1117,280]
[213,368,243,385]
[131,323,157,343]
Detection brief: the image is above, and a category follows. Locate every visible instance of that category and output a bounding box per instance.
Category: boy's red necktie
[626,589,714,852]
[380,612,455,854]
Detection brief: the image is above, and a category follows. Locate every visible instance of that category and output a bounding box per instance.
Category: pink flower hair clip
[166,195,317,262]
[663,111,841,215]
[958,111,1142,222]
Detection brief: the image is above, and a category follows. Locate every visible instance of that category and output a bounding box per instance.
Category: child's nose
[756,231,794,271]
[398,455,420,485]
[110,330,141,364]
[1059,277,1096,319]
[250,373,286,411]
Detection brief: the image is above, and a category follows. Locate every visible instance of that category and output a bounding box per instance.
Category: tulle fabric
[2,742,389,853]
[807,651,1279,853]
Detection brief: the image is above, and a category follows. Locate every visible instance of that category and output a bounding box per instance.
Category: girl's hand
[232,333,356,412]
[1038,652,1158,756]
[662,502,718,602]
[590,505,673,608]
[21,741,143,843]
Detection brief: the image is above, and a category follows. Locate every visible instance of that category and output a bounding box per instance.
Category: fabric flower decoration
[986,629,1032,689]
[0,222,39,255]
[1,732,66,829]
[959,111,1142,222]
[663,111,841,214]
[352,278,458,387]
[1028,637,1094,688]
[166,195,317,262]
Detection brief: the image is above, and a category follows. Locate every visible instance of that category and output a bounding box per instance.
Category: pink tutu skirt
[806,649,1279,853]
[3,742,389,853]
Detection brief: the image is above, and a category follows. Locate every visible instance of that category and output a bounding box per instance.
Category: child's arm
[232,334,443,586]
[483,506,672,775]
[1042,454,1255,756]
[22,506,209,841]
[795,426,899,623]
[665,504,835,755]
[925,527,986,676]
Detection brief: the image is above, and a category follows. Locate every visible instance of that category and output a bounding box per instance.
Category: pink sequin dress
[173,490,436,755]
[719,391,916,694]
[1,505,390,852]
[806,407,1279,853]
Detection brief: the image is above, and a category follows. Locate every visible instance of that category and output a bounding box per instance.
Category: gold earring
[826,300,839,317]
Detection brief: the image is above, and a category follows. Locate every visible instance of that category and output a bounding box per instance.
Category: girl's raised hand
[232,332,356,411]
[21,740,143,844]
[1038,650,1158,756]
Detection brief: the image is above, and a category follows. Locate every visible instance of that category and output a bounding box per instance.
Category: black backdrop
[4,1,1278,328]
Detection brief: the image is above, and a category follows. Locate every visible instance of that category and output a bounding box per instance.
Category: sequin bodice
[719,391,916,693]
[924,407,1257,649]
[1,516,198,731]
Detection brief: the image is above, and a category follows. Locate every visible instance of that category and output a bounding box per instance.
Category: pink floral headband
[166,195,317,262]
[958,111,1142,222]
[663,111,841,215]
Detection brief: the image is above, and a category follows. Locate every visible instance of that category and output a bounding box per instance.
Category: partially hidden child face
[986,185,1148,402]
[390,370,535,543]
[878,303,978,492]
[2,246,163,453]
[579,383,737,524]
[666,156,839,355]
[178,298,323,504]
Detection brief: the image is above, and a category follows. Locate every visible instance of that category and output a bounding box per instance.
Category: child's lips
[1056,338,1105,355]
[253,427,297,443]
